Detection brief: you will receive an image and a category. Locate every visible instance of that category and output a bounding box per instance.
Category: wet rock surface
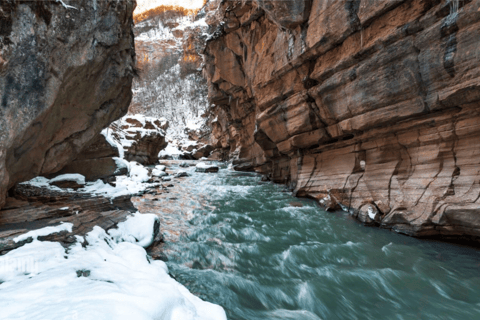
[203,0,480,239]
[0,0,136,210]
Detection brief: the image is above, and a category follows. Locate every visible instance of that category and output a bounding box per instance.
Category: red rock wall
[204,0,480,238]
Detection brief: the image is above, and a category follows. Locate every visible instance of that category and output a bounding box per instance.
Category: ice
[0,214,227,320]
[13,222,74,243]
[50,173,86,185]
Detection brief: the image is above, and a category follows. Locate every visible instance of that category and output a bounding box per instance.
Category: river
[135,163,480,320]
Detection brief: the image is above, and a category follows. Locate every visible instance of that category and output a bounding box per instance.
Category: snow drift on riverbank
[21,161,156,199]
[0,213,227,320]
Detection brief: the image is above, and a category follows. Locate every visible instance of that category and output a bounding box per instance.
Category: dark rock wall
[0,0,136,209]
[204,0,480,239]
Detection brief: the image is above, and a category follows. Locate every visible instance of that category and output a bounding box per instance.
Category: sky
[134,0,206,15]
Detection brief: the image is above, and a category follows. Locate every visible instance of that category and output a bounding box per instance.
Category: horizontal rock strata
[203,0,480,239]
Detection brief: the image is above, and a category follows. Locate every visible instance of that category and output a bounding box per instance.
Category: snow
[102,114,166,160]
[159,143,183,158]
[196,162,213,169]
[108,213,159,248]
[102,128,125,159]
[50,173,86,185]
[21,161,156,199]
[21,176,62,191]
[152,165,168,177]
[0,215,227,320]
[367,206,377,220]
[129,161,150,183]
[13,222,74,243]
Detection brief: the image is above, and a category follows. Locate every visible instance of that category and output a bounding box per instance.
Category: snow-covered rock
[49,174,86,189]
[175,171,189,178]
[152,165,168,177]
[195,162,219,173]
[103,114,168,165]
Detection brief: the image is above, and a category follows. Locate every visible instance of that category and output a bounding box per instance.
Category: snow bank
[129,161,150,182]
[50,174,86,185]
[0,214,226,320]
[14,222,74,243]
[108,213,159,248]
[21,161,154,199]
[159,144,184,158]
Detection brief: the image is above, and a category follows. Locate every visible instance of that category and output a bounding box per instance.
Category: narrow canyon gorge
[1,0,480,319]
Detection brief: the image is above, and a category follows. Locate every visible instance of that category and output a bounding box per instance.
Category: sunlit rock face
[0,0,136,209]
[204,0,480,239]
[130,0,210,138]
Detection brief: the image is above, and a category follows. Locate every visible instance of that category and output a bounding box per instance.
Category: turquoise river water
[142,164,480,320]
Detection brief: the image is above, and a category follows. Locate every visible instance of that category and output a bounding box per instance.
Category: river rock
[0,0,136,210]
[175,171,189,178]
[202,0,480,240]
[195,163,219,173]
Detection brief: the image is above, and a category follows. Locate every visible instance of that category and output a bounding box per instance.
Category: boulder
[108,115,168,165]
[49,174,86,190]
[193,145,215,159]
[175,171,189,178]
[0,0,136,209]
[195,163,219,173]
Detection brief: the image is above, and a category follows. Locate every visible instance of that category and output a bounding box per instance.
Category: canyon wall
[204,0,480,239]
[0,0,136,209]
[130,7,210,138]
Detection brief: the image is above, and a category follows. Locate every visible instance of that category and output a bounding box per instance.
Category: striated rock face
[204,0,480,239]
[0,0,136,209]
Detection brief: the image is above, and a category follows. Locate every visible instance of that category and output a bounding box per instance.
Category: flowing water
[136,163,480,320]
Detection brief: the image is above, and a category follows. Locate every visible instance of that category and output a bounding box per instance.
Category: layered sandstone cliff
[0,0,136,209]
[204,0,480,239]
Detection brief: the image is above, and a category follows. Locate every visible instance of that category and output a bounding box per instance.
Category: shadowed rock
[0,0,136,209]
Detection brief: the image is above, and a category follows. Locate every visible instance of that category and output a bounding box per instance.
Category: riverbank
[0,160,227,320]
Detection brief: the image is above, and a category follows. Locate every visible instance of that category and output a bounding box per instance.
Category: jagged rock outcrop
[0,0,136,210]
[110,115,168,165]
[204,0,480,239]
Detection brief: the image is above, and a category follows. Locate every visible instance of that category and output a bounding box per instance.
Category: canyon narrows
[1,0,480,319]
